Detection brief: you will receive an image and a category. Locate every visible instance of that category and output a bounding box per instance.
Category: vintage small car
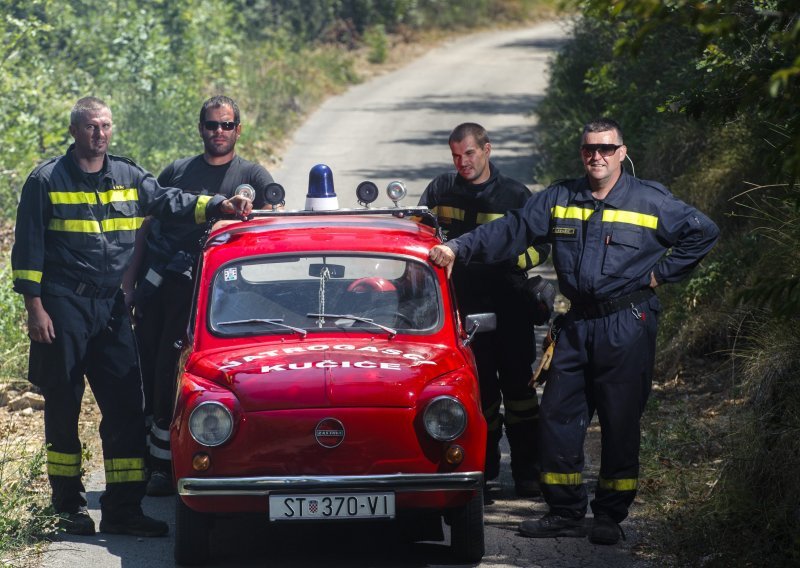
[171,167,490,565]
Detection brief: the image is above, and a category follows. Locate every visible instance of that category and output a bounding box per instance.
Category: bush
[0,436,55,562]
[0,250,30,382]
[365,24,389,64]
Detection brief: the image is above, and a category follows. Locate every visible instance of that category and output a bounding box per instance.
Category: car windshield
[209,254,441,336]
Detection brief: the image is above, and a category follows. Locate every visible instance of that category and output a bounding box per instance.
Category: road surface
[272,20,568,208]
[38,20,654,568]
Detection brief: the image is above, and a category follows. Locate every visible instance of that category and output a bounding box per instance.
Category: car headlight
[423,396,467,441]
[188,401,234,447]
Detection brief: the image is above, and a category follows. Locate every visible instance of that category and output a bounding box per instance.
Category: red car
[171,171,490,565]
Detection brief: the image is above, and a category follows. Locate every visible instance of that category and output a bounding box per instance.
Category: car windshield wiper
[306,313,397,339]
[217,318,307,337]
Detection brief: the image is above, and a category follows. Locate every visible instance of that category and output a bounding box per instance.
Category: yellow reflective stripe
[48,219,101,233]
[552,205,594,221]
[98,188,138,204]
[48,217,143,233]
[101,217,143,232]
[13,269,43,283]
[476,212,503,224]
[504,397,539,425]
[195,195,213,224]
[517,245,541,270]
[486,415,502,431]
[49,191,97,205]
[49,188,139,205]
[541,472,583,485]
[104,458,146,484]
[505,397,539,412]
[602,209,658,229]
[431,205,465,223]
[599,477,638,491]
[47,450,81,477]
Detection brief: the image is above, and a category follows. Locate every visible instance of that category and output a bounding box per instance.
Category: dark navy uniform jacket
[447,169,719,304]
[12,145,227,297]
[420,162,548,272]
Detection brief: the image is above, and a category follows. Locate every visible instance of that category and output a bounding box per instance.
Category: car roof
[204,213,440,263]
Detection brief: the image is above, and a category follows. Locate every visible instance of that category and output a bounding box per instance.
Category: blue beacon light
[305,164,339,211]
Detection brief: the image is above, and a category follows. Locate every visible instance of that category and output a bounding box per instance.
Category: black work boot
[146,470,175,497]
[100,513,169,537]
[589,513,625,545]
[519,512,587,538]
[58,508,96,536]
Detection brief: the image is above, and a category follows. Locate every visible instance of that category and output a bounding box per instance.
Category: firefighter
[419,123,551,499]
[11,96,252,537]
[128,95,275,497]
[428,117,719,544]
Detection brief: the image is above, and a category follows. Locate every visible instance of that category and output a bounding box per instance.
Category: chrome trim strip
[178,471,483,496]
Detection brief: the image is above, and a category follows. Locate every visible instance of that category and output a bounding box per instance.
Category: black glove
[522,275,556,325]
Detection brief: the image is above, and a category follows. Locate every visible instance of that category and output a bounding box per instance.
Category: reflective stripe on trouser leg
[538,318,590,518]
[504,395,540,481]
[84,297,148,519]
[589,300,658,523]
[148,421,172,474]
[495,296,538,481]
[47,449,82,477]
[30,296,96,514]
[104,458,146,483]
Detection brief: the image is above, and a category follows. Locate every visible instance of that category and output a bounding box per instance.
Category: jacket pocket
[107,201,139,244]
[601,226,642,277]
[551,222,579,274]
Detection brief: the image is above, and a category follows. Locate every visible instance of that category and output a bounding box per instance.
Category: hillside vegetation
[0,0,558,562]
[534,1,799,565]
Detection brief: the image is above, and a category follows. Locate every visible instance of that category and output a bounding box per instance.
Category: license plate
[269,493,395,521]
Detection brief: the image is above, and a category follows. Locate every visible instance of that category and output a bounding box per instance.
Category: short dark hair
[71,96,110,125]
[199,95,240,124]
[449,122,490,147]
[583,117,623,144]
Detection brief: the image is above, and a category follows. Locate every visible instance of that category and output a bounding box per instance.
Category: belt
[569,288,655,320]
[42,276,120,299]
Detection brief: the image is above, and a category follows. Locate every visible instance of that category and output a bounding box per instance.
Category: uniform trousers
[539,295,660,522]
[136,273,193,473]
[29,288,147,519]
[453,267,540,482]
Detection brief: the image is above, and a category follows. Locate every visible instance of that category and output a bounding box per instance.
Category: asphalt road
[271,20,569,208]
[37,20,654,568]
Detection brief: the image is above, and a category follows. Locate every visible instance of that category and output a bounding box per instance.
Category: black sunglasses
[203,120,239,131]
[581,144,622,157]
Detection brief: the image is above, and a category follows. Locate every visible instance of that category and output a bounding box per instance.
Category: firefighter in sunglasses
[126,95,274,497]
[11,96,252,538]
[428,117,719,545]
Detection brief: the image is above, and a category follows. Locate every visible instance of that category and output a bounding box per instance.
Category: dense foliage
[535,1,799,564]
[0,0,549,219]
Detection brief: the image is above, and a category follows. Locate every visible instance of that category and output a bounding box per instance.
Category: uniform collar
[599,169,632,208]
[573,168,631,206]
[65,144,112,182]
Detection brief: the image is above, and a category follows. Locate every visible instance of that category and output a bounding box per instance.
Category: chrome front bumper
[178,471,483,497]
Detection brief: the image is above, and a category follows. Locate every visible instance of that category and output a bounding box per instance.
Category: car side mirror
[463,313,496,347]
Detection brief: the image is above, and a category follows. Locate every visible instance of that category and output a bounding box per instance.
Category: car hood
[188,338,467,411]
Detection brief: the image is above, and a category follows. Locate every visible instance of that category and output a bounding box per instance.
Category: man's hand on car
[428,244,455,278]
[220,195,253,219]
